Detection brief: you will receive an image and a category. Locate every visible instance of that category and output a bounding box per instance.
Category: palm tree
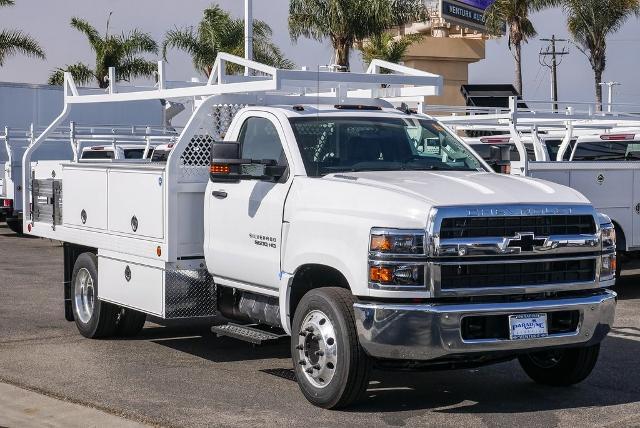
[561,0,640,110]
[0,0,45,66]
[162,4,293,77]
[484,0,559,95]
[360,32,423,70]
[288,0,427,71]
[48,14,158,88]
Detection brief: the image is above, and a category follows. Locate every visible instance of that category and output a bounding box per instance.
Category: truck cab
[22,54,617,410]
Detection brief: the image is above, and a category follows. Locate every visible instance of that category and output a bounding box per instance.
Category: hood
[325,170,589,207]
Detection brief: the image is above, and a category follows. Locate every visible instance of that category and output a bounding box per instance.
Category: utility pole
[539,35,569,112]
[244,0,253,76]
[599,82,622,113]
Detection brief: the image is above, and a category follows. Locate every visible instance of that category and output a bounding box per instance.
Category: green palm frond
[0,29,45,66]
[117,57,158,82]
[119,29,159,57]
[48,62,95,86]
[163,4,294,77]
[360,32,423,68]
[0,0,15,7]
[288,0,427,70]
[70,17,103,52]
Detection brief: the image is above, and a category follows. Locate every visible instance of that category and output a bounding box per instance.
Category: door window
[238,117,287,166]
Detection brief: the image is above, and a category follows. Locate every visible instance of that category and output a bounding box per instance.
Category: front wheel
[291,287,371,409]
[518,344,600,386]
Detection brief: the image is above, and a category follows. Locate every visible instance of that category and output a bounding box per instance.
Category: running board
[211,323,287,345]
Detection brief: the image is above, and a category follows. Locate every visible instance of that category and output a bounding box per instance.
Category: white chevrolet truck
[23,55,617,409]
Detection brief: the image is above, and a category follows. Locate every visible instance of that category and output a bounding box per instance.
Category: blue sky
[1,0,639,104]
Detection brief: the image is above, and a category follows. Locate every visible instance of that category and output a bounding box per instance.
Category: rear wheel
[6,217,22,235]
[71,253,118,338]
[518,344,600,386]
[291,287,371,409]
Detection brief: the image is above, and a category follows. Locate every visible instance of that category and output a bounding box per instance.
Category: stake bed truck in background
[23,54,617,409]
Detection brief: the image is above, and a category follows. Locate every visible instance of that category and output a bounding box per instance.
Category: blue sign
[441,0,492,29]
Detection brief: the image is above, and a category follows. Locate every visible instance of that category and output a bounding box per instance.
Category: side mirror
[209,142,247,182]
[210,142,288,182]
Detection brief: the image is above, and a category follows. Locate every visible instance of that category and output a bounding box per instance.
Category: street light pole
[244,0,253,76]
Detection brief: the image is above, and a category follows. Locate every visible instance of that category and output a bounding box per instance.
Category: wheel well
[611,220,626,253]
[289,264,350,320]
[63,243,97,321]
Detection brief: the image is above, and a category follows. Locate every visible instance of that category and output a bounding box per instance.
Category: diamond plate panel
[164,268,217,319]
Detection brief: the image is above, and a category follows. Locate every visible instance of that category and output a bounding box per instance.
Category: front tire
[518,344,600,386]
[71,253,118,338]
[291,287,371,409]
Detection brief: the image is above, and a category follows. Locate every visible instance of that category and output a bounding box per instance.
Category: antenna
[244,0,253,76]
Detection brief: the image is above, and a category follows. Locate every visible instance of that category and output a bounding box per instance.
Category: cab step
[211,323,287,345]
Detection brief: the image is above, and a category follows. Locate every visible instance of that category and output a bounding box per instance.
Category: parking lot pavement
[0,382,149,428]
[0,224,639,428]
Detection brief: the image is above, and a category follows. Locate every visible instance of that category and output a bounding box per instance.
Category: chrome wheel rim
[296,310,337,389]
[74,268,95,324]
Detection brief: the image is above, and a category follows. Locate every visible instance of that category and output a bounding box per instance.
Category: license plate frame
[508,313,549,340]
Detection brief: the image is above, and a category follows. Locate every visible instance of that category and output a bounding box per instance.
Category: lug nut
[305,368,314,374]
[314,351,324,357]
[313,364,321,370]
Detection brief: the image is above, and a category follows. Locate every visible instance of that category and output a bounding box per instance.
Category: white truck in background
[23,54,617,409]
[0,82,166,233]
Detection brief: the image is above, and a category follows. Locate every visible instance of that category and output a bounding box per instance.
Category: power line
[539,35,570,111]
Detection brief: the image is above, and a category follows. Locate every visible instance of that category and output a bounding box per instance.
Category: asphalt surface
[0,224,639,428]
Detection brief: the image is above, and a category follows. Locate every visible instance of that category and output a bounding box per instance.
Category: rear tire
[518,344,600,386]
[71,253,118,338]
[115,308,147,337]
[291,287,371,409]
[6,217,22,235]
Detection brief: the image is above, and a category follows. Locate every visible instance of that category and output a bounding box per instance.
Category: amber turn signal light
[370,235,392,251]
[210,164,231,174]
[370,266,393,283]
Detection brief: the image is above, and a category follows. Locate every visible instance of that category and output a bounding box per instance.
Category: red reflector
[3,199,12,207]
[27,223,32,233]
[600,134,635,141]
[167,143,175,149]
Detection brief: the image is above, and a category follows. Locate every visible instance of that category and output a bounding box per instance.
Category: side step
[211,323,287,345]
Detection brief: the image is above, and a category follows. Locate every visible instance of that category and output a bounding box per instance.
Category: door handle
[212,190,228,199]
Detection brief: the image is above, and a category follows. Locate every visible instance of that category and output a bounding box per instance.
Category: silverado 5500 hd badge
[250,233,277,249]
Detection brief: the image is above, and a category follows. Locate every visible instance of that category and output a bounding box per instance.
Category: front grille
[439,215,596,239]
[440,259,596,290]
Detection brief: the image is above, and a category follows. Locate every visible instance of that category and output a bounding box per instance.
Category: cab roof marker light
[480,137,511,144]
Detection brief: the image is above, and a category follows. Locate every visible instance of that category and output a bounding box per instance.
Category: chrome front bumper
[353,290,616,361]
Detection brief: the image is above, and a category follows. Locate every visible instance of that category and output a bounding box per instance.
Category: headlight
[600,222,617,280]
[600,223,616,249]
[369,228,425,255]
[369,228,427,289]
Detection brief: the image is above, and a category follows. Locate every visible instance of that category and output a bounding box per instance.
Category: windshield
[572,140,640,161]
[289,117,485,177]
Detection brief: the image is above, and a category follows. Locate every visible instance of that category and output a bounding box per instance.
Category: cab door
[206,113,293,292]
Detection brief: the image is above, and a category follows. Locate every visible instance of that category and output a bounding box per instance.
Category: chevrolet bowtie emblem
[506,233,547,252]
